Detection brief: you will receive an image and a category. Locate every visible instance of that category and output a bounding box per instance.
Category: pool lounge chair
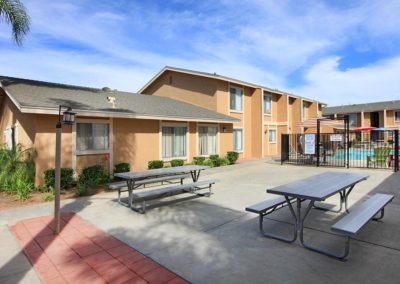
[367,147,391,168]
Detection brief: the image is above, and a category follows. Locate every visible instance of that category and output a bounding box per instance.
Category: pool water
[334,149,393,161]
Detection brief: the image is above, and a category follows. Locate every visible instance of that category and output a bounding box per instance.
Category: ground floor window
[199,126,218,155]
[233,129,243,151]
[162,126,187,158]
[268,129,277,143]
[77,123,110,151]
[3,126,16,150]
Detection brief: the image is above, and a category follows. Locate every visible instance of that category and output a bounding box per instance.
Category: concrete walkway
[1,161,400,283]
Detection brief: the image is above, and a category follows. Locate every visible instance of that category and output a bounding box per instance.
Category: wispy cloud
[0,0,399,105]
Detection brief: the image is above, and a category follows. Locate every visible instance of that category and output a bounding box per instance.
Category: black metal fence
[281,130,399,172]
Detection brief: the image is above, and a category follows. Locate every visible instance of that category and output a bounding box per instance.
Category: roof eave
[19,105,239,124]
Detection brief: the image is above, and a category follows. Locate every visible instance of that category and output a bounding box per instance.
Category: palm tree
[0,0,30,46]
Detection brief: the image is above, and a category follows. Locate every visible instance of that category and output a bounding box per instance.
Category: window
[268,129,276,143]
[230,87,243,111]
[348,113,358,126]
[198,126,218,155]
[233,129,243,151]
[77,123,110,151]
[302,102,309,121]
[263,94,272,114]
[395,111,400,122]
[3,126,16,150]
[162,126,187,158]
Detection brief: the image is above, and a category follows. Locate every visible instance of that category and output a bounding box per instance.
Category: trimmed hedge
[78,165,110,187]
[44,168,74,189]
[226,151,239,165]
[114,162,130,173]
[170,159,184,167]
[193,156,206,165]
[148,160,164,169]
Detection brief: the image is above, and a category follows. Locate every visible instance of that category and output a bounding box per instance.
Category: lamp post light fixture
[54,106,76,234]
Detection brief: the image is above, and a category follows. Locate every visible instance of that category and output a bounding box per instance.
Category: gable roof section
[323,100,400,115]
[139,66,324,104]
[0,76,239,123]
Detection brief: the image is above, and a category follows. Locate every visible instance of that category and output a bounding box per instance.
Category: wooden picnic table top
[267,172,369,201]
[114,165,209,181]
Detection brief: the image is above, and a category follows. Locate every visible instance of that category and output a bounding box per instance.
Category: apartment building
[139,66,324,159]
[323,100,400,129]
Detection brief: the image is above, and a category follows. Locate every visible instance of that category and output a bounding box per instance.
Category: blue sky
[0,0,400,106]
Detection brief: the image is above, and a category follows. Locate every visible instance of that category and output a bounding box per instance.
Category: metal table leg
[259,196,298,243]
[312,185,355,213]
[299,199,350,260]
[190,170,201,182]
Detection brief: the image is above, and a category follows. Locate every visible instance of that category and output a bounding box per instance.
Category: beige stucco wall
[113,118,160,172]
[0,94,36,147]
[141,71,219,111]
[34,115,73,185]
[189,122,197,160]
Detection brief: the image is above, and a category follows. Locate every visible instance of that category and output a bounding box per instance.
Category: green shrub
[78,165,110,187]
[43,192,54,202]
[148,160,164,169]
[226,151,239,165]
[43,168,74,190]
[193,156,206,165]
[76,184,89,197]
[0,144,36,201]
[170,159,184,167]
[209,154,219,161]
[203,159,214,167]
[114,163,130,173]
[211,157,229,167]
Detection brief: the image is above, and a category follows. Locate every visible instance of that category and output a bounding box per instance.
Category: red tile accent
[10,212,182,284]
[143,267,177,284]
[127,258,160,276]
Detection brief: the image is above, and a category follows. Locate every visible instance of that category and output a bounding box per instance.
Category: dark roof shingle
[0,76,239,123]
[323,100,400,115]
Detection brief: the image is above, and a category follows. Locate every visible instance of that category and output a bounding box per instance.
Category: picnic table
[114,165,209,209]
[266,171,369,257]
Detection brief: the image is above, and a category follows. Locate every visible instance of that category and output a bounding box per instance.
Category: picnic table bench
[113,165,210,211]
[245,172,395,260]
[330,193,394,259]
[130,179,218,213]
[109,174,190,202]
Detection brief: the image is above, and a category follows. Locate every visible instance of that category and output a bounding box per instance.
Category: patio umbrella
[353,127,376,132]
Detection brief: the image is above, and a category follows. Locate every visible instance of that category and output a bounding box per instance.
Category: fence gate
[281,130,399,172]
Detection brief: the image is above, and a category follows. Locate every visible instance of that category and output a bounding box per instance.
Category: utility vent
[107,96,116,108]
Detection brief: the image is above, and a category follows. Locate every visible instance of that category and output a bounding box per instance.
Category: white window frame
[263,93,272,115]
[233,128,243,152]
[197,124,219,156]
[75,120,111,154]
[160,122,188,161]
[302,101,309,121]
[268,129,277,144]
[3,123,18,150]
[395,110,400,122]
[229,86,244,113]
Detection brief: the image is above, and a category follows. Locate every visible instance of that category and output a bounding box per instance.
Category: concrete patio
[1,160,400,283]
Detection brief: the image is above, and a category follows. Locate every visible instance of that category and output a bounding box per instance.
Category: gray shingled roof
[139,66,325,104]
[0,76,239,123]
[323,100,400,115]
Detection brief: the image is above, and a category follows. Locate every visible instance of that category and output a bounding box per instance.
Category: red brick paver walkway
[9,213,188,284]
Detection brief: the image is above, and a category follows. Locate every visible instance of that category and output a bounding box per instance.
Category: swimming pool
[334,149,393,161]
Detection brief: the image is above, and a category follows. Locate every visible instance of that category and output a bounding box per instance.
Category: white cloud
[290,56,400,105]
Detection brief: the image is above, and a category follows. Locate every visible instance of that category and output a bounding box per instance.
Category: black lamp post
[54,106,75,234]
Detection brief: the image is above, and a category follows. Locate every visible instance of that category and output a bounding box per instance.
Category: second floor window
[230,87,243,111]
[263,95,272,114]
[268,129,276,143]
[302,102,309,121]
[348,113,358,126]
[77,123,110,151]
[395,111,400,122]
